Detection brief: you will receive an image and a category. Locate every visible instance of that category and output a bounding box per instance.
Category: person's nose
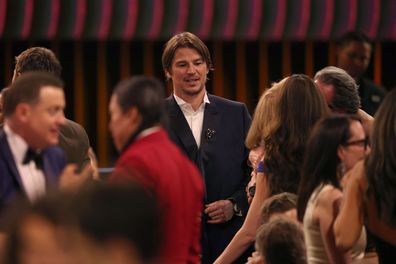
[353,57,366,69]
[364,144,371,155]
[186,63,196,74]
[58,112,66,126]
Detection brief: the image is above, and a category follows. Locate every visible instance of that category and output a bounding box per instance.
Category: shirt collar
[173,92,210,109]
[4,123,30,164]
[136,126,161,140]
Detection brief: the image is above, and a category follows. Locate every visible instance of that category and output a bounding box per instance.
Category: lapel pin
[205,128,216,141]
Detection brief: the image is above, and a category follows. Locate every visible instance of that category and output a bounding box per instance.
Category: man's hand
[342,160,367,192]
[59,163,93,191]
[204,199,234,224]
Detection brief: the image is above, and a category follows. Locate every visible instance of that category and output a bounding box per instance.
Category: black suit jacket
[165,94,251,263]
[0,129,66,217]
[358,78,387,116]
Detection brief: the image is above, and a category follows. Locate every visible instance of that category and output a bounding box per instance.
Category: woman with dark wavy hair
[335,88,396,264]
[215,75,329,264]
[297,115,368,264]
[263,74,330,195]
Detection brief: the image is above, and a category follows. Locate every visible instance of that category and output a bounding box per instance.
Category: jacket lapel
[0,129,28,195]
[200,95,221,153]
[42,151,58,189]
[165,96,199,161]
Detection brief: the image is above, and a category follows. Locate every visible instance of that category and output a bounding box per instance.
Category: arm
[365,195,396,246]
[334,161,365,251]
[317,187,351,264]
[229,103,253,212]
[214,170,270,264]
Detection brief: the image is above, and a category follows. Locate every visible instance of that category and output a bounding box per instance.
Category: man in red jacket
[108,76,204,264]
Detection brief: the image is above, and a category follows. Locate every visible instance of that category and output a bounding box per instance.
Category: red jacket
[110,128,204,264]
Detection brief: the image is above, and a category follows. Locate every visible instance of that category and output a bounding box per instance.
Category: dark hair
[256,218,306,264]
[336,31,372,49]
[297,114,361,221]
[162,32,213,79]
[73,182,161,262]
[366,88,396,225]
[113,75,166,129]
[261,192,297,223]
[3,72,64,117]
[264,74,329,195]
[14,47,62,77]
[314,66,361,114]
[3,183,161,264]
[2,192,74,264]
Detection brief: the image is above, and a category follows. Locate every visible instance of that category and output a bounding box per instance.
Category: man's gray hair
[314,66,361,114]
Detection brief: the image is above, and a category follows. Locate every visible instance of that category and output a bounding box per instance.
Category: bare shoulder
[315,185,343,216]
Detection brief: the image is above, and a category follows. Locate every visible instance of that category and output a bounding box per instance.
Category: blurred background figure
[11,47,91,170]
[0,88,9,124]
[2,182,161,264]
[0,73,67,213]
[255,218,306,264]
[314,66,374,136]
[71,183,162,264]
[246,192,299,264]
[108,76,204,264]
[336,31,387,116]
[2,192,77,264]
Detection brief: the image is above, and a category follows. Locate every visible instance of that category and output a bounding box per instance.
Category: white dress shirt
[173,93,210,148]
[4,124,46,202]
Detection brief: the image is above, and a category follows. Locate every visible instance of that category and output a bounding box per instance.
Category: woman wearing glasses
[297,115,369,264]
[335,88,396,264]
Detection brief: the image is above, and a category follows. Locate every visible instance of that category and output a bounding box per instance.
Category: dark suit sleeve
[228,104,252,214]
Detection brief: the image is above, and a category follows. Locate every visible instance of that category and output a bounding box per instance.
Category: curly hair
[263,74,329,195]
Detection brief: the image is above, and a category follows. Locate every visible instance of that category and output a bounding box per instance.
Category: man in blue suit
[162,32,252,263]
[0,72,66,215]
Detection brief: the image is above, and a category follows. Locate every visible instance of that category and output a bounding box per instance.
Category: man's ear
[14,103,31,122]
[12,70,20,83]
[165,71,171,80]
[126,107,142,124]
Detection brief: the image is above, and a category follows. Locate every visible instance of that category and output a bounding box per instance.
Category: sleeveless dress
[304,184,366,263]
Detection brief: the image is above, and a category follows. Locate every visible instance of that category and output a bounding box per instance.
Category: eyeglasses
[343,137,369,149]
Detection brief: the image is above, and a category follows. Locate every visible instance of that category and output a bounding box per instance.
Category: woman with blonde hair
[245,79,287,203]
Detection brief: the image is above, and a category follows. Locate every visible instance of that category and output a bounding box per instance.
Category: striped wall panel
[1,0,396,41]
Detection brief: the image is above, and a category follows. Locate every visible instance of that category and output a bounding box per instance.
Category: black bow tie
[23,148,43,169]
